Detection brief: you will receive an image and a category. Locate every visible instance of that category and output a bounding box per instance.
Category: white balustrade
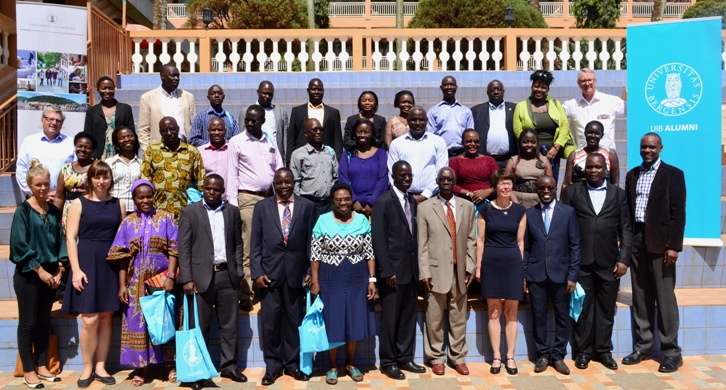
[167,4,188,18]
[539,2,564,17]
[519,36,627,71]
[328,2,417,17]
[632,2,654,17]
[328,2,365,17]
[371,2,395,16]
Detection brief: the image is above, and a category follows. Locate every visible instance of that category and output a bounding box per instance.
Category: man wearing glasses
[227,104,284,312]
[563,69,625,151]
[16,106,75,201]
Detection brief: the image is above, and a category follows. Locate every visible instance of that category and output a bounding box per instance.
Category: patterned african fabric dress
[311,212,377,343]
[107,208,178,368]
[59,163,87,228]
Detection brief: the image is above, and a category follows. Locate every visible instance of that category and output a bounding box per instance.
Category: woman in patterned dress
[53,132,96,228]
[107,179,178,386]
[310,182,377,385]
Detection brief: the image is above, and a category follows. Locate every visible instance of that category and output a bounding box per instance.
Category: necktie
[281,201,291,244]
[446,201,457,265]
[403,195,413,233]
[544,204,551,234]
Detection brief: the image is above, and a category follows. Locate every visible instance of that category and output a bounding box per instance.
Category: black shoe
[77,376,94,389]
[505,358,518,375]
[284,368,310,381]
[490,358,501,375]
[552,360,570,375]
[261,372,281,386]
[190,380,204,390]
[658,355,683,373]
[599,353,618,370]
[534,357,549,373]
[221,369,248,382]
[399,361,426,374]
[381,365,405,380]
[622,351,651,365]
[575,354,590,369]
[93,373,117,385]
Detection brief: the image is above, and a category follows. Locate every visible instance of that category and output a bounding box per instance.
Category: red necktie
[446,201,457,265]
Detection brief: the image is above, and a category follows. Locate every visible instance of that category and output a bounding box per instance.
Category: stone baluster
[242,40,254,73]
[159,39,171,67]
[339,39,350,71]
[215,40,227,73]
[229,40,241,73]
[518,36,531,71]
[439,39,450,71]
[452,37,463,71]
[132,39,144,73]
[558,38,571,70]
[465,36,476,71]
[612,39,623,71]
[312,39,323,72]
[186,42,198,73]
[585,38,597,69]
[372,37,382,71]
[257,39,270,72]
[546,37,557,70]
[270,40,281,72]
[571,37,583,70]
[425,38,437,71]
[412,38,423,72]
[325,39,337,71]
[598,38,611,71]
[491,37,502,71]
[532,37,543,70]
[386,38,397,71]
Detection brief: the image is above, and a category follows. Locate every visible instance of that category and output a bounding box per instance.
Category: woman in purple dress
[107,180,178,386]
[338,118,388,218]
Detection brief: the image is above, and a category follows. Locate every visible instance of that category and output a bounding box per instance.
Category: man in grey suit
[178,175,247,389]
[417,167,476,376]
[248,81,289,162]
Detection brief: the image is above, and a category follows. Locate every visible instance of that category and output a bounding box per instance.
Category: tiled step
[0,287,722,371]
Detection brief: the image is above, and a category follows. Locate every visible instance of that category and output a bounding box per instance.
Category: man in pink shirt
[199,117,232,201]
[227,104,284,311]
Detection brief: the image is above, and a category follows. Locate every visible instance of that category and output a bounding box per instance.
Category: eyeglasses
[42,116,63,124]
[333,197,351,203]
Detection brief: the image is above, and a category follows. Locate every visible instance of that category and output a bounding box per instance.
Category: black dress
[479,202,526,300]
[62,197,121,313]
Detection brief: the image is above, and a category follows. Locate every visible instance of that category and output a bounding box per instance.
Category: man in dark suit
[250,168,314,385]
[561,153,632,371]
[525,175,581,375]
[470,80,517,168]
[178,175,247,389]
[622,133,686,373]
[372,161,427,380]
[286,78,342,164]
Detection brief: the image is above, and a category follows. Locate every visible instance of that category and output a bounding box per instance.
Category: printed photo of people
[35,52,69,94]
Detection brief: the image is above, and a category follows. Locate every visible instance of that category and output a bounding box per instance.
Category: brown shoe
[431,364,445,376]
[453,363,469,375]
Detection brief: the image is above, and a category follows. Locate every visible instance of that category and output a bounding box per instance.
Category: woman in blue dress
[475,169,527,376]
[310,182,377,385]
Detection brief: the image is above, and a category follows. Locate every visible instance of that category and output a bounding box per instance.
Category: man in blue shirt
[189,84,241,146]
[426,76,474,157]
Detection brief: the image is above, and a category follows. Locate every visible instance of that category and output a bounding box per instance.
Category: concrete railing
[167,3,189,18]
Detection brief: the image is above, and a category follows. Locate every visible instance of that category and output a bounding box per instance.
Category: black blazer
[286,103,343,163]
[625,161,686,253]
[470,101,517,157]
[524,201,581,284]
[561,182,632,267]
[371,188,418,285]
[177,201,244,294]
[250,195,315,289]
[84,101,135,159]
[343,114,387,149]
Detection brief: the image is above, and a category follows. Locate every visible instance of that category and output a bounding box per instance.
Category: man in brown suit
[417,167,476,376]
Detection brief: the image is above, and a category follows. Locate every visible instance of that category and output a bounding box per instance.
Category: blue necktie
[544,204,551,234]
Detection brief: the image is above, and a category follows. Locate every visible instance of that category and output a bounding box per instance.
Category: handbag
[175,294,218,382]
[139,290,176,345]
[298,289,344,375]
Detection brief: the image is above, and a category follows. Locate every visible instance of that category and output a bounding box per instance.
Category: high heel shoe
[505,358,518,375]
[22,378,44,389]
[490,358,502,374]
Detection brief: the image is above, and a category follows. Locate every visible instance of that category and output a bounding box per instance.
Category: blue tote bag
[176,294,218,382]
[139,290,176,345]
[298,289,344,375]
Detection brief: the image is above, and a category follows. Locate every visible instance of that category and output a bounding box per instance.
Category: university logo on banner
[645,63,702,118]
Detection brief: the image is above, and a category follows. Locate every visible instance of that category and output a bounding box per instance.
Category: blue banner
[627,18,723,246]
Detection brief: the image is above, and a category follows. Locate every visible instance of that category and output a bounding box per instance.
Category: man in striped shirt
[189,84,241,146]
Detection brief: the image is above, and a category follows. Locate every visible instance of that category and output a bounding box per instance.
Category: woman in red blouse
[449,129,500,204]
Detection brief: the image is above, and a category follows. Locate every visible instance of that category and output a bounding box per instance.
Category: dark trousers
[573,263,619,357]
[630,227,681,357]
[550,157,561,183]
[191,268,240,374]
[378,281,418,367]
[528,279,569,360]
[259,284,304,373]
[14,269,55,372]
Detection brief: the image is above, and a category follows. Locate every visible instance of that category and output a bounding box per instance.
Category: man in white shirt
[245,81,289,160]
[563,69,625,150]
[16,105,75,200]
[138,63,196,151]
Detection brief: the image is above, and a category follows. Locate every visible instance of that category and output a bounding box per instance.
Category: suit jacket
[417,197,476,294]
[372,188,418,285]
[561,182,632,267]
[470,101,517,157]
[249,195,315,289]
[177,201,243,294]
[524,201,581,284]
[625,161,686,253]
[138,87,196,151]
[343,114,387,149]
[286,103,342,163]
[240,105,289,160]
[84,101,136,159]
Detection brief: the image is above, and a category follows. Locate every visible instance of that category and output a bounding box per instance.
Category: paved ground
[3,355,726,389]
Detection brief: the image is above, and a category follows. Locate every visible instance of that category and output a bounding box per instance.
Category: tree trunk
[153,0,167,30]
[395,0,403,70]
[651,0,665,22]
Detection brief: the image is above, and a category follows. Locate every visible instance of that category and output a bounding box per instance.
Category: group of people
[10,64,686,389]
